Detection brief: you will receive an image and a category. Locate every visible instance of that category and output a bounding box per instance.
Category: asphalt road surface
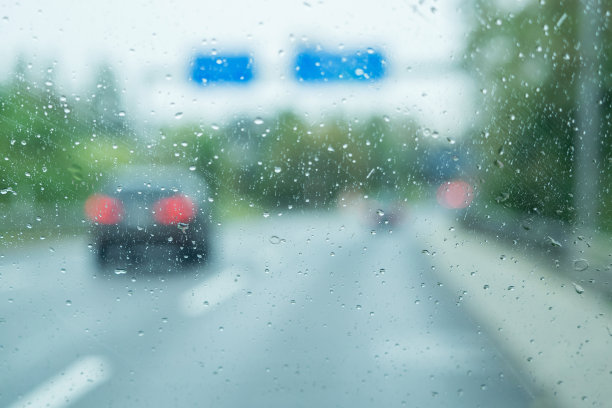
[1,211,535,407]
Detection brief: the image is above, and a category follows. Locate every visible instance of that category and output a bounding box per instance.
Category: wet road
[1,211,534,407]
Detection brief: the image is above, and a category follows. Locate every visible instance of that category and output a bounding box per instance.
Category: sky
[0,0,478,135]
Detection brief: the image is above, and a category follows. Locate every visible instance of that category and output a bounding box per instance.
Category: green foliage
[0,57,466,225]
[158,113,425,211]
[466,0,612,226]
[0,68,131,210]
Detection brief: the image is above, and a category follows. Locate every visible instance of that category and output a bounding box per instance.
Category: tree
[88,64,128,134]
[465,0,612,229]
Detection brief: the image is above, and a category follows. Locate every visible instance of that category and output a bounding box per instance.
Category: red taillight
[85,194,124,224]
[153,195,196,225]
[436,180,474,209]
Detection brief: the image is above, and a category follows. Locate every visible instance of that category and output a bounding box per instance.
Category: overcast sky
[0,0,478,135]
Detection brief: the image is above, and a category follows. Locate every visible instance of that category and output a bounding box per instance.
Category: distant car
[84,166,212,268]
[367,196,406,229]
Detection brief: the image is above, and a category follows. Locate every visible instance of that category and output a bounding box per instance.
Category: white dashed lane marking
[9,355,111,408]
[180,268,248,317]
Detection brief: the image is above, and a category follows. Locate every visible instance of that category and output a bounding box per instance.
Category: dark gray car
[85,166,212,269]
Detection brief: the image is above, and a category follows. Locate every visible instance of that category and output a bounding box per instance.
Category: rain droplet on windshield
[573,259,589,271]
[572,282,585,294]
[547,236,562,247]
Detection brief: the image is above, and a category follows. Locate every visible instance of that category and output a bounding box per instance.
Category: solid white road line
[9,355,111,408]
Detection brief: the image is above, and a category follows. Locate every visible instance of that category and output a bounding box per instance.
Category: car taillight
[153,195,196,225]
[436,180,474,209]
[85,194,124,224]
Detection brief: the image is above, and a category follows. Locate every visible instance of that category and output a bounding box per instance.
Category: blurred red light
[436,180,474,209]
[85,194,124,224]
[153,195,196,225]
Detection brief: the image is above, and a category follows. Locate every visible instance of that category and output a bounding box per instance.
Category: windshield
[1,1,610,407]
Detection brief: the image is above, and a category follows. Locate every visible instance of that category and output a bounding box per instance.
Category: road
[1,210,536,407]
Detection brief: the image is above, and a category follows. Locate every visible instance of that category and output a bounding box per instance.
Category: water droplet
[355,304,362,310]
[263,212,270,218]
[376,209,385,217]
[65,300,72,306]
[174,112,183,119]
[274,166,282,173]
[269,235,281,244]
[547,236,562,247]
[254,117,264,125]
[114,268,127,275]
[118,111,126,117]
[138,330,145,336]
[572,282,584,294]
[573,259,589,271]
[189,165,197,171]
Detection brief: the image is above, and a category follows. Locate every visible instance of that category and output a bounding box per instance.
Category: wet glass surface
[1,1,611,407]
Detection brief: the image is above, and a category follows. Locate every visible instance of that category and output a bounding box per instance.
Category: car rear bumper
[90,221,207,248]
